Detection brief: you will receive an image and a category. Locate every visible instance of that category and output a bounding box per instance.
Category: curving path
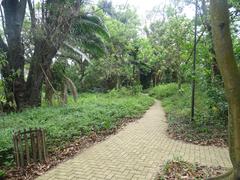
[37,101,231,180]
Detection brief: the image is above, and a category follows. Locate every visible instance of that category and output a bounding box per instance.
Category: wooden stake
[13,133,20,168]
[18,131,24,167]
[24,129,30,164]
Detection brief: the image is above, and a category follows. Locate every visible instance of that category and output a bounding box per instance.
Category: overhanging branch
[63,42,91,63]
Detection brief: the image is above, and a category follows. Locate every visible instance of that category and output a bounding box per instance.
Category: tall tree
[0,0,84,110]
[1,0,27,110]
[210,0,240,178]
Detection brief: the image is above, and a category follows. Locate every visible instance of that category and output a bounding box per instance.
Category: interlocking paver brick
[37,101,231,180]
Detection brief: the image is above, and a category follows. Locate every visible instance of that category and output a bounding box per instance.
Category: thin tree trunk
[60,83,68,105]
[116,72,120,89]
[177,75,182,89]
[210,0,240,178]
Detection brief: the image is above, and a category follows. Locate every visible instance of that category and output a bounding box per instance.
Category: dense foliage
[0,0,238,112]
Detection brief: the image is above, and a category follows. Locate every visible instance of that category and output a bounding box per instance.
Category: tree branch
[0,6,7,41]
[27,0,36,31]
[18,0,27,29]
[40,64,57,94]
[0,35,8,52]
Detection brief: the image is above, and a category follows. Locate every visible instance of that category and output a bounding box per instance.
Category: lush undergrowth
[0,91,154,169]
[149,83,227,146]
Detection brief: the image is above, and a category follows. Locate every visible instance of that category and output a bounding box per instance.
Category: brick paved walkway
[37,101,231,180]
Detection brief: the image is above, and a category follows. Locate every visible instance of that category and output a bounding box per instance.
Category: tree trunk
[116,72,120,89]
[201,0,222,82]
[1,0,27,110]
[210,0,240,178]
[25,39,57,107]
[177,71,182,89]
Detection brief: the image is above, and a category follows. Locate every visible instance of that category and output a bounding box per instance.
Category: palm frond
[80,36,107,57]
[72,14,109,40]
[63,42,91,63]
[64,76,78,102]
[80,14,110,40]
[68,13,109,58]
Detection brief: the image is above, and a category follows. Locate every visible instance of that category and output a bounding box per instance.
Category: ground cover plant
[0,91,154,172]
[149,83,227,147]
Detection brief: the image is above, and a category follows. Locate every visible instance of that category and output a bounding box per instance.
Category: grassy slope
[0,92,154,166]
[149,83,227,144]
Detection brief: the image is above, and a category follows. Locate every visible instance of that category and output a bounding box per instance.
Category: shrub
[108,85,143,97]
[130,84,143,95]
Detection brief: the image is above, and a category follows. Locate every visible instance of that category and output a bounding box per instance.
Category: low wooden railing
[13,128,47,168]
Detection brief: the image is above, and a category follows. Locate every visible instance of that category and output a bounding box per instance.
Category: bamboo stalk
[37,128,43,162]
[24,129,30,164]
[13,132,20,168]
[35,128,39,162]
[13,128,48,167]
[18,131,24,167]
[42,129,47,161]
[31,128,37,162]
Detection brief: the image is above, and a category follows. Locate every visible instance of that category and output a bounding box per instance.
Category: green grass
[148,83,179,100]
[149,83,227,144]
[149,83,192,118]
[0,92,154,167]
[149,83,210,120]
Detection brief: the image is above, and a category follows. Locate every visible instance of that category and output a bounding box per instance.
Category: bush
[108,87,131,97]
[130,84,143,95]
[108,85,143,97]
